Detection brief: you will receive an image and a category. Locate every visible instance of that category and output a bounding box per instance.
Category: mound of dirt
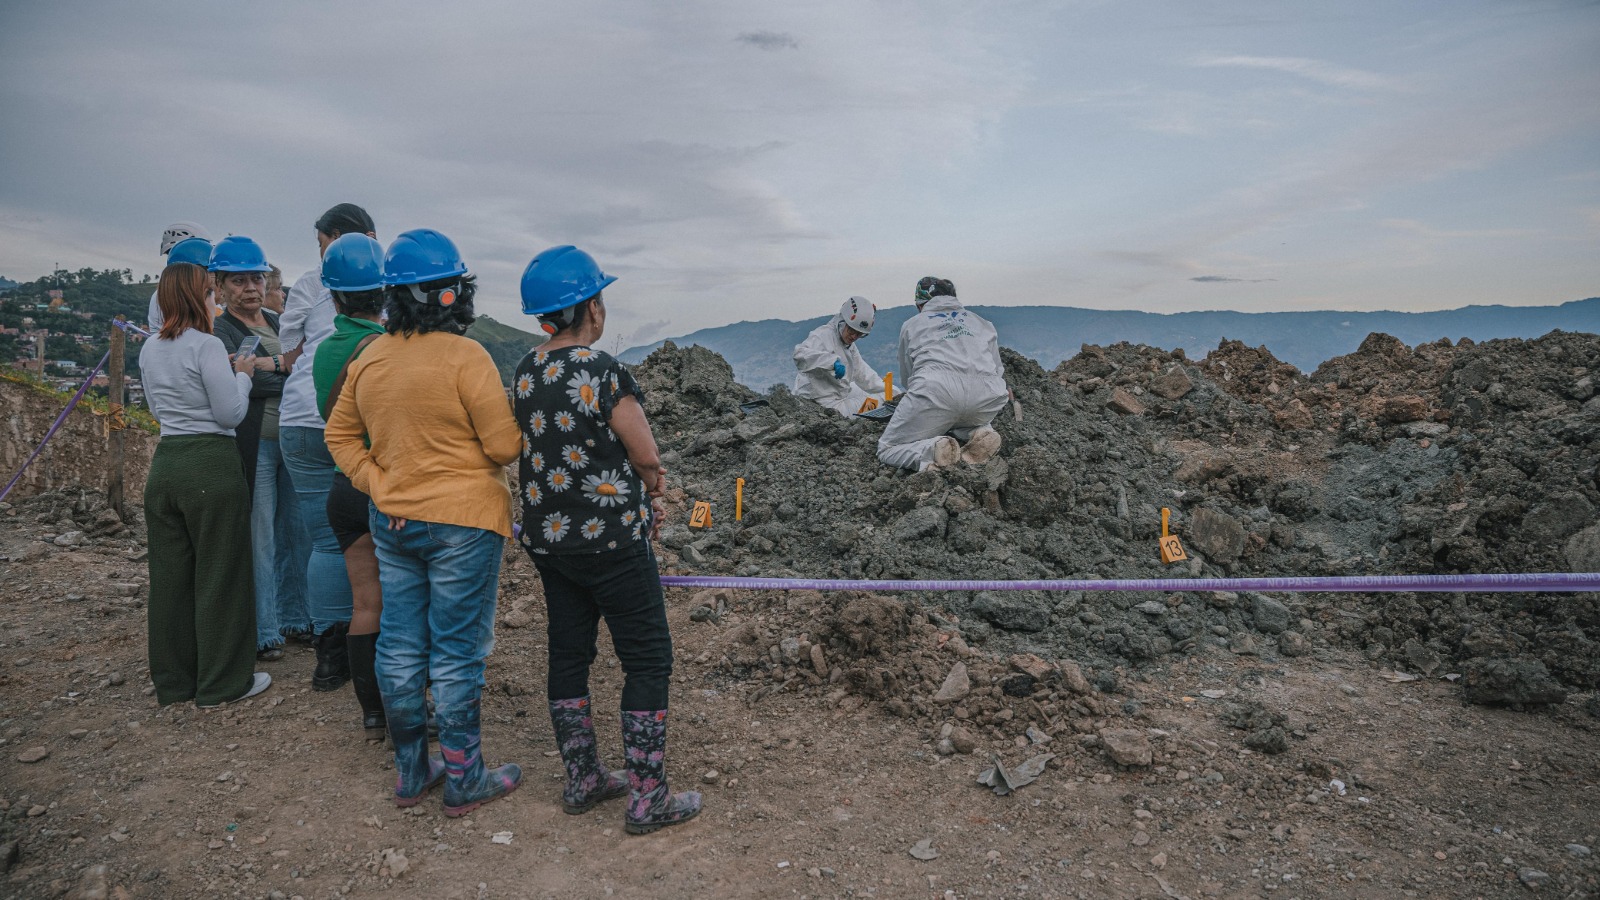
[632,331,1600,699]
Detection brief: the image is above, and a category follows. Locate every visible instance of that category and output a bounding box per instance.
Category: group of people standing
[139,207,699,832]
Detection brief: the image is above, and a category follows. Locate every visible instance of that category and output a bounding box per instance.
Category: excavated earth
[0,330,1597,899]
[643,331,1600,700]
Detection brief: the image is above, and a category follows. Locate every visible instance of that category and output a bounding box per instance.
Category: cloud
[736,31,799,51]
[1190,275,1276,283]
[0,1,1032,333]
[1380,219,1531,240]
[1192,55,1395,91]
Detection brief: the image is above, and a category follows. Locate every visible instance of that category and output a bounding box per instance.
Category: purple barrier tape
[659,572,1600,594]
[512,523,1597,593]
[0,350,112,503]
[114,319,152,338]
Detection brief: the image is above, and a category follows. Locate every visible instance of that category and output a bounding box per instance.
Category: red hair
[156,263,213,340]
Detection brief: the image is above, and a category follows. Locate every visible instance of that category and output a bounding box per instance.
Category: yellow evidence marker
[884,372,894,402]
[735,478,744,522]
[689,501,713,530]
[857,396,880,414]
[1159,507,1188,564]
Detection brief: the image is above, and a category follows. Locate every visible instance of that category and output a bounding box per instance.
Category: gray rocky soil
[640,330,1600,705]
[1,328,1598,898]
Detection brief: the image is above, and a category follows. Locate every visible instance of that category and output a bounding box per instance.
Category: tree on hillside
[11,268,152,320]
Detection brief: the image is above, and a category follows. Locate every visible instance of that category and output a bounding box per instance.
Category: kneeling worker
[877,277,1007,471]
[792,296,884,417]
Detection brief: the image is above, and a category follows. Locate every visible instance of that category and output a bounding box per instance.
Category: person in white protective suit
[792,296,885,417]
[876,277,1008,471]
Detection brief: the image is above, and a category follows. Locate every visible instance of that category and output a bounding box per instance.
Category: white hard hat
[160,221,210,256]
[840,296,875,335]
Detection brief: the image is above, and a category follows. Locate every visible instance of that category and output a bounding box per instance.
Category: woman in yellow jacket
[326,229,521,816]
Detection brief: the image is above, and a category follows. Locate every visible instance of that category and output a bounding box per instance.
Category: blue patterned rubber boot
[621,709,702,835]
[386,690,444,807]
[440,695,522,818]
[550,697,628,814]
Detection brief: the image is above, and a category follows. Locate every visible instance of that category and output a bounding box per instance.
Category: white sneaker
[929,436,960,469]
[960,426,1003,465]
[198,672,272,709]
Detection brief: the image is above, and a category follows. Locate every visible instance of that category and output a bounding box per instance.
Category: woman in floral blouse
[515,245,700,834]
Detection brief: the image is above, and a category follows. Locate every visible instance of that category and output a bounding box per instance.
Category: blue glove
[832,360,847,379]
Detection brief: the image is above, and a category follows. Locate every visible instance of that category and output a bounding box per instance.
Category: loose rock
[933,662,971,703]
[1099,729,1153,767]
[1462,658,1568,707]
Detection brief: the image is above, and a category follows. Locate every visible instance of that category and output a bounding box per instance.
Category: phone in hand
[234,335,261,360]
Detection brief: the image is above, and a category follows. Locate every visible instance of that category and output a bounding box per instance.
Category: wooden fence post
[108,321,126,520]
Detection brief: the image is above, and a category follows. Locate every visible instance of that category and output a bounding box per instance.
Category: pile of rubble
[631,330,1600,709]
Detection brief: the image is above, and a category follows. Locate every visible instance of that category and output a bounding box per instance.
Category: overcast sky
[2,1,1597,344]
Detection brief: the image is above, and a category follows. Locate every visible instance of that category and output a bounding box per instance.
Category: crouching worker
[516,245,702,834]
[792,296,884,416]
[326,229,524,815]
[877,277,1007,471]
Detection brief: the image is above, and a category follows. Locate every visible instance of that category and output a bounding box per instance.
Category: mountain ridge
[617,297,1600,390]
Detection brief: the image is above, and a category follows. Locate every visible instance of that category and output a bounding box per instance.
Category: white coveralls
[876,296,1008,470]
[792,317,884,417]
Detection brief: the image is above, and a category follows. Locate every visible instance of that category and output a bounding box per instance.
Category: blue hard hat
[322,233,385,291]
[166,237,213,268]
[519,245,616,315]
[208,235,272,273]
[382,228,468,286]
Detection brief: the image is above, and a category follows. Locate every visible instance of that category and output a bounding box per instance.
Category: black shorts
[326,471,371,552]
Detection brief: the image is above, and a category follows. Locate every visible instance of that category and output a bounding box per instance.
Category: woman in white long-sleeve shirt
[141,261,273,708]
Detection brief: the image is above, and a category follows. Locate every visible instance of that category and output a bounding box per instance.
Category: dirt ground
[1,516,1598,899]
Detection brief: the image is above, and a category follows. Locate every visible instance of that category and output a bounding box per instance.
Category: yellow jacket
[326,331,520,537]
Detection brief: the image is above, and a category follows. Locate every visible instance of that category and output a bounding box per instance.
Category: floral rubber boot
[386,689,445,807]
[550,697,629,814]
[621,709,702,835]
[439,695,522,818]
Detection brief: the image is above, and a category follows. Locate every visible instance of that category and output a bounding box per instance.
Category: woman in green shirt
[312,234,389,741]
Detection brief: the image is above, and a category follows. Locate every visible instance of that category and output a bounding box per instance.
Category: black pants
[529,540,673,710]
[326,471,371,552]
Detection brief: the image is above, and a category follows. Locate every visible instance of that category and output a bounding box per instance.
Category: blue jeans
[281,425,353,632]
[252,438,309,649]
[369,510,503,722]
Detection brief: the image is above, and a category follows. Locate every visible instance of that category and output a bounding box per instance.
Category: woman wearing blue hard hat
[515,246,700,834]
[209,235,311,662]
[141,256,270,707]
[326,229,524,814]
[311,233,390,741]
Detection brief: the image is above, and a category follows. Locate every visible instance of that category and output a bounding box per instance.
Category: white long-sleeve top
[278,267,338,429]
[140,328,252,437]
[146,289,163,332]
[896,296,1005,392]
[792,318,884,416]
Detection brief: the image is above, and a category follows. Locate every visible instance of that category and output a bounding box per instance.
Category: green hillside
[0,268,154,372]
[466,315,545,385]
